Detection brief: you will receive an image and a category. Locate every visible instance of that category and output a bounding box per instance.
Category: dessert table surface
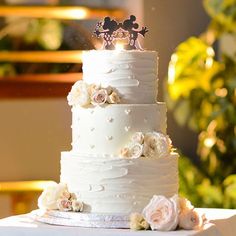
[0,208,235,236]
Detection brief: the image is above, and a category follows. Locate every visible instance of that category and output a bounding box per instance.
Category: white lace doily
[31,209,130,229]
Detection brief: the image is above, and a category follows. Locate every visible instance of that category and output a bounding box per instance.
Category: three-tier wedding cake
[36,16,204,231]
[60,49,179,214]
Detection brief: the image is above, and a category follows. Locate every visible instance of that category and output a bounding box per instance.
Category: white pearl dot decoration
[125,126,131,132]
[107,117,114,123]
[90,145,95,149]
[90,127,95,131]
[124,109,131,115]
[106,136,113,141]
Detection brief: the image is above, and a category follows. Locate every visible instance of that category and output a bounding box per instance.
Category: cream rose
[142,195,179,231]
[88,83,100,95]
[143,132,172,158]
[38,183,68,210]
[130,213,150,230]
[72,200,84,212]
[131,132,144,144]
[179,209,203,230]
[91,89,108,105]
[179,197,194,212]
[107,91,120,104]
[67,80,90,107]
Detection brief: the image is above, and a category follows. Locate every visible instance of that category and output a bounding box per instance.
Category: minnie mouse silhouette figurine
[94,17,119,50]
[121,15,148,50]
[94,15,148,50]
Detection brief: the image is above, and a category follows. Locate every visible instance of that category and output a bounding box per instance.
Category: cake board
[31,209,130,229]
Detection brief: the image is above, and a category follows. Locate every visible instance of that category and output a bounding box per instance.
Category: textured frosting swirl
[60,152,179,214]
[82,50,158,104]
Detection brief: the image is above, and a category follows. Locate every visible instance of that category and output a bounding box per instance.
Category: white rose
[179,209,203,230]
[107,91,120,104]
[67,80,90,107]
[142,195,179,231]
[38,183,68,210]
[91,89,108,105]
[57,198,73,212]
[131,132,144,144]
[72,200,84,212]
[143,132,172,158]
[129,143,143,159]
[120,143,143,159]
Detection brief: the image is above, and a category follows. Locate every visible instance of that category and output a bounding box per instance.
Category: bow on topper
[94,15,148,50]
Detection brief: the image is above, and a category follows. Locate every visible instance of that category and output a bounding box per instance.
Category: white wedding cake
[36,16,206,231]
[60,49,179,214]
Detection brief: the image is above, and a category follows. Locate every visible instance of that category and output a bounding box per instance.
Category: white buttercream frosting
[60,152,179,214]
[82,50,158,104]
[71,103,166,155]
[58,49,180,219]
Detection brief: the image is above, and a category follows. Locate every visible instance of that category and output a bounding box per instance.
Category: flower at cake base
[120,143,143,159]
[142,195,179,231]
[67,80,90,107]
[131,132,144,144]
[130,213,150,230]
[72,200,84,212]
[57,198,73,212]
[179,197,194,212]
[91,89,108,105]
[38,183,68,210]
[107,91,120,104]
[143,132,172,158]
[179,209,203,230]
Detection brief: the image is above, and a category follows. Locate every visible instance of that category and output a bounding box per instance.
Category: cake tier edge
[60,152,179,214]
[71,103,167,156]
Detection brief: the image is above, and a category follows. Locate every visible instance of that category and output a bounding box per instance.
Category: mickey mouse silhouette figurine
[121,15,148,50]
[94,16,119,50]
[94,15,148,50]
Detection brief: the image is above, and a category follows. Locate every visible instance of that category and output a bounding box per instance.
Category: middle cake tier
[71,103,166,156]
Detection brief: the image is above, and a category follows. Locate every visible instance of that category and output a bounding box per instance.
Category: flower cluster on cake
[37,15,206,231]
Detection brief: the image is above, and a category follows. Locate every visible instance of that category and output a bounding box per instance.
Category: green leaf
[204,0,236,33]
[173,100,190,127]
[37,19,63,50]
[168,37,222,100]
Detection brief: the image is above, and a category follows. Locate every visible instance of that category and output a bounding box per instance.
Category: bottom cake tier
[60,152,178,214]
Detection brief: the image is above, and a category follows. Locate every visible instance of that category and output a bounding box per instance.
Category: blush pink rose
[57,198,73,211]
[91,89,108,105]
[179,209,203,230]
[142,195,179,231]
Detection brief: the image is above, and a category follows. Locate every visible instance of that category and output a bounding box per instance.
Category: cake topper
[94,15,148,50]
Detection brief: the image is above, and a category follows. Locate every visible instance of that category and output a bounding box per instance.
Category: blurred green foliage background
[167,0,236,208]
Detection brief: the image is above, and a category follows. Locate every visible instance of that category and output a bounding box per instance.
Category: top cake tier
[82,50,158,104]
